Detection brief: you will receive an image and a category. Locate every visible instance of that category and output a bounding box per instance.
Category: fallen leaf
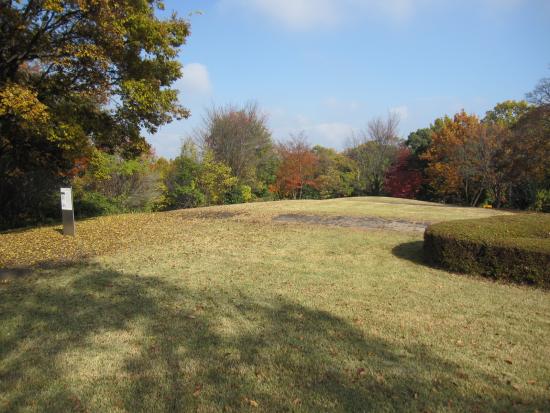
[249,399,258,407]
[456,371,469,379]
[505,358,513,365]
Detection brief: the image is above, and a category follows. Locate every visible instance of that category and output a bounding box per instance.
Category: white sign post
[60,187,75,236]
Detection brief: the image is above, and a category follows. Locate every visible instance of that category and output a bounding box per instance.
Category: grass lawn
[1,197,549,412]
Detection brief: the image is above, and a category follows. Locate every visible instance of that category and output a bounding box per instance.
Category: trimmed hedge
[424,214,550,287]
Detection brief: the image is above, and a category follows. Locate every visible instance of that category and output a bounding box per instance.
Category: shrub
[74,191,122,218]
[166,185,205,210]
[534,189,550,213]
[423,214,550,287]
[226,184,252,204]
[73,150,161,215]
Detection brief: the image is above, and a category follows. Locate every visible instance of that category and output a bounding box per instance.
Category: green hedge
[423,214,550,287]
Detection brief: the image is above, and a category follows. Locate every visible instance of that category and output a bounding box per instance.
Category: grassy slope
[1,197,548,412]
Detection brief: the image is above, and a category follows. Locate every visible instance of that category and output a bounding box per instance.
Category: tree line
[3,80,550,230]
[73,79,550,224]
[1,2,548,230]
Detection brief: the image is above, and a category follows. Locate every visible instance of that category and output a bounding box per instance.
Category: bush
[72,150,162,216]
[225,184,252,204]
[74,191,122,218]
[423,214,550,287]
[534,189,550,213]
[166,185,205,210]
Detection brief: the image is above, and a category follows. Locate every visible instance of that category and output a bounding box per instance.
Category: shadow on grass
[1,262,547,412]
[391,240,428,266]
[0,267,34,281]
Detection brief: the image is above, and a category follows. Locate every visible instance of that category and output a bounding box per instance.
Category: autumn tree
[0,0,190,228]
[270,134,318,199]
[503,105,550,209]
[422,111,509,206]
[198,103,277,196]
[384,148,423,199]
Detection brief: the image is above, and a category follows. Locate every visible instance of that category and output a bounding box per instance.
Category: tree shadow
[0,260,81,281]
[0,267,34,281]
[1,262,547,412]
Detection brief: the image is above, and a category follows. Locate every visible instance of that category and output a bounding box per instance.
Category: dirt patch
[273,214,428,232]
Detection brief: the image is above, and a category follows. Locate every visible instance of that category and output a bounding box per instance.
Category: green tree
[0,0,190,228]
[404,121,446,201]
[162,140,241,210]
[163,141,204,210]
[405,128,432,157]
[198,151,238,205]
[312,145,356,199]
[484,100,531,127]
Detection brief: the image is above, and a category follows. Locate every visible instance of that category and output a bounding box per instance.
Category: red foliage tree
[384,148,423,199]
[270,134,319,199]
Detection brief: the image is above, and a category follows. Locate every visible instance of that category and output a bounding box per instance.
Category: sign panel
[60,187,73,211]
[60,187,76,236]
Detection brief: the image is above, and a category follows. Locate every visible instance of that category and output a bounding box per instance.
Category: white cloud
[309,122,356,147]
[220,0,530,30]
[175,63,212,97]
[390,105,409,121]
[270,111,355,148]
[221,0,340,30]
[221,0,426,29]
[322,97,362,112]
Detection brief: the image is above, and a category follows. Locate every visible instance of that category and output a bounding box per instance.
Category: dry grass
[1,197,548,412]
[0,197,508,269]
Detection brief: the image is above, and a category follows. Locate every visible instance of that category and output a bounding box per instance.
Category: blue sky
[149,0,550,158]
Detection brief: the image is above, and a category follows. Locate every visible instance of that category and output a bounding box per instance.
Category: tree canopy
[483,100,531,127]
[0,0,190,228]
[198,103,276,195]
